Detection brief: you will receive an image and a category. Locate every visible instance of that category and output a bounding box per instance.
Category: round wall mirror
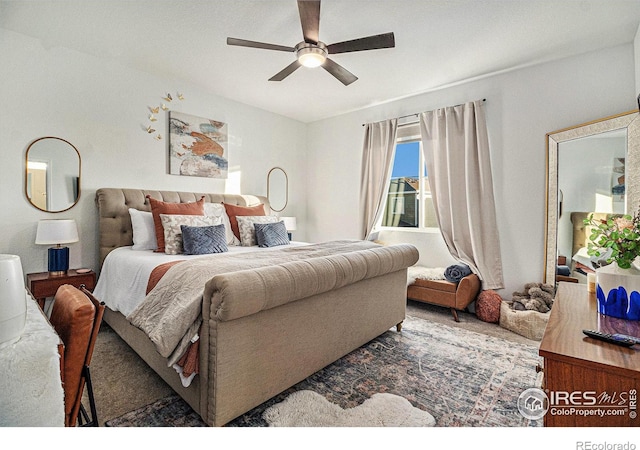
[267,167,288,212]
[25,137,81,213]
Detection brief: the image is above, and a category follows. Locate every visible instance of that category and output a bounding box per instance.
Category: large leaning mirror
[267,166,288,212]
[25,137,81,212]
[544,110,640,287]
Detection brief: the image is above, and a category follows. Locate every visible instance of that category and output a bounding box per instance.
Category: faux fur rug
[263,390,435,427]
[105,314,542,427]
[407,266,446,285]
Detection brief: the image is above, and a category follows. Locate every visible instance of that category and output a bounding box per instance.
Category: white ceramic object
[0,254,27,347]
[595,262,640,320]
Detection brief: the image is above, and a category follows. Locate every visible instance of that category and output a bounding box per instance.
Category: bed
[566,211,612,281]
[94,188,419,426]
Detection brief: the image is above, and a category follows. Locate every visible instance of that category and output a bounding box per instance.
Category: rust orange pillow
[223,203,266,240]
[146,195,205,252]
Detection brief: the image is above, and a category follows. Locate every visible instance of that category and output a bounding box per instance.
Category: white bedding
[94,243,308,316]
[572,246,613,270]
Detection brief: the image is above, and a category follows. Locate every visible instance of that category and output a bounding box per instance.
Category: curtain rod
[362,98,486,126]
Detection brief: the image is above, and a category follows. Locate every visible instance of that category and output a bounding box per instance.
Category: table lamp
[280,216,297,241]
[0,254,27,348]
[35,219,79,276]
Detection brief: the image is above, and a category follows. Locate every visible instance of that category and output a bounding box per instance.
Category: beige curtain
[360,119,398,239]
[419,100,504,289]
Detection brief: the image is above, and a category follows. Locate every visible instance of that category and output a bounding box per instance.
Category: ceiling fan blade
[298,0,320,44]
[269,60,302,81]
[322,58,358,86]
[227,37,294,52]
[327,32,395,54]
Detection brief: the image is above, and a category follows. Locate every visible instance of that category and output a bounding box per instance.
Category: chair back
[49,284,105,427]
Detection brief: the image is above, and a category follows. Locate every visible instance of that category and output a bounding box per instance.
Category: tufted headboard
[569,211,609,257]
[95,188,270,267]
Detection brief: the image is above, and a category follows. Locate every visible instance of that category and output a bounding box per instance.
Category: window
[381,136,439,230]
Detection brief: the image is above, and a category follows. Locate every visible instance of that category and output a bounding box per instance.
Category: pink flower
[614,217,634,232]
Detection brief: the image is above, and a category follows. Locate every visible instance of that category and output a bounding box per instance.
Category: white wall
[635,23,640,95]
[306,44,637,296]
[0,28,307,276]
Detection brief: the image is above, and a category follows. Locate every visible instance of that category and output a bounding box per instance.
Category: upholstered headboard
[570,211,609,257]
[95,188,270,266]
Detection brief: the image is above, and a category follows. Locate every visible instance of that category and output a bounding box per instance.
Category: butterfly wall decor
[143,91,184,140]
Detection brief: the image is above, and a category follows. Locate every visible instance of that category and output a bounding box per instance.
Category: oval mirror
[267,167,288,212]
[25,137,81,213]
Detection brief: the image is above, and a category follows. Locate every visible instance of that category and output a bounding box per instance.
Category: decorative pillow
[203,202,239,246]
[222,203,266,240]
[181,223,228,255]
[236,215,278,246]
[475,290,502,323]
[159,214,221,255]
[147,195,205,253]
[254,221,289,248]
[128,208,157,251]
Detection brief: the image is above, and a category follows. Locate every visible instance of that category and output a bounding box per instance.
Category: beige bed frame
[95,188,418,426]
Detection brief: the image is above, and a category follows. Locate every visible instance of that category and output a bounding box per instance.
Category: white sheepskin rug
[263,390,436,427]
[0,294,64,426]
[407,266,446,286]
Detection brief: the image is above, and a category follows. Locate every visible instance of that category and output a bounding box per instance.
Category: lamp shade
[280,217,297,231]
[0,254,27,348]
[35,219,79,245]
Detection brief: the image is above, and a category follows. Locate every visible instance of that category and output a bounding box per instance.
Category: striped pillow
[254,221,290,248]
[181,223,228,255]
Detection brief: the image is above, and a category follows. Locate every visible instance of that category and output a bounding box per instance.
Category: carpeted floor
[91,300,542,427]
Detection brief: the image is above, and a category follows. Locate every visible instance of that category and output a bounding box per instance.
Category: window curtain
[360,119,398,239]
[419,100,504,289]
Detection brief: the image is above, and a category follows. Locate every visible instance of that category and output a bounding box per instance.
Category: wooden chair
[49,284,105,427]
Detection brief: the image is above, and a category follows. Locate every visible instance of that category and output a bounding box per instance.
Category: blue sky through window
[391,141,421,178]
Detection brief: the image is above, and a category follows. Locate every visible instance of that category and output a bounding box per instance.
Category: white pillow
[236,215,279,247]
[129,208,157,251]
[160,214,222,255]
[203,202,239,246]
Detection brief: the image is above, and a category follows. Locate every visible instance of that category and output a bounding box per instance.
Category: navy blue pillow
[181,223,228,255]
[254,221,289,248]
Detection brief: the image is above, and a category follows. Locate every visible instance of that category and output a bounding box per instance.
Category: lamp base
[49,270,66,277]
[48,246,69,275]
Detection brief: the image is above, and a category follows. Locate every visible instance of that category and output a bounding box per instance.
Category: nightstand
[27,269,96,309]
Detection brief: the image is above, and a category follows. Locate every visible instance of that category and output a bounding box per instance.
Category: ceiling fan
[227,0,395,86]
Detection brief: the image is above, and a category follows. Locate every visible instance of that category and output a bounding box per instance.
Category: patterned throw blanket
[128,240,384,366]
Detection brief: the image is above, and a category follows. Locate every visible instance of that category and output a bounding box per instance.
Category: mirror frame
[25,136,81,213]
[544,110,640,287]
[267,166,288,212]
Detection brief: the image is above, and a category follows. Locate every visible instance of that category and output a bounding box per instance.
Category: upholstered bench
[407,274,481,322]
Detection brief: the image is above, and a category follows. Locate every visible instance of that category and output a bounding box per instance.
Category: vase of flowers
[585,212,640,320]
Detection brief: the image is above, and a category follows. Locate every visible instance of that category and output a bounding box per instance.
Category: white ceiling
[2,0,640,123]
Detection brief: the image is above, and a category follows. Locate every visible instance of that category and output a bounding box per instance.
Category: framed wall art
[168,111,228,178]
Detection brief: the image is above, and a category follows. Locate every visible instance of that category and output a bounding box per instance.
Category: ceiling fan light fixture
[296,43,327,68]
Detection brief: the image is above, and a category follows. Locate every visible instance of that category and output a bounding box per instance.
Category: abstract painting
[168,111,228,178]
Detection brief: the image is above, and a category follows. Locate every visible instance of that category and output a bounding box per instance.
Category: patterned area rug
[105,314,542,427]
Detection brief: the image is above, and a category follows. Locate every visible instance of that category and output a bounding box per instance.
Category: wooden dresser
[539,282,640,426]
